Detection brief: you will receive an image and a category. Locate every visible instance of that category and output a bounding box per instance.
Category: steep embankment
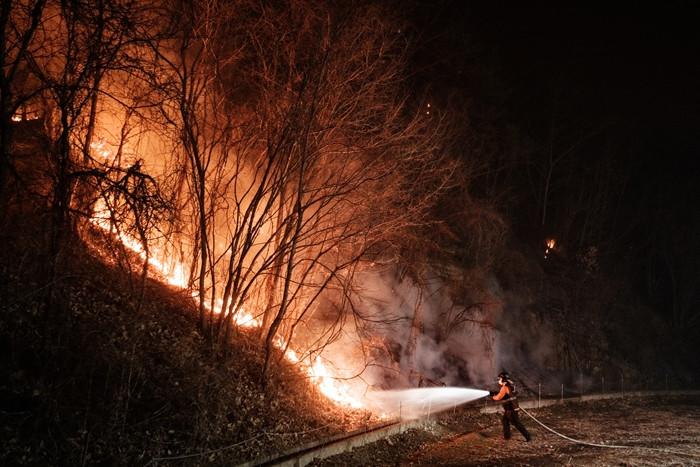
[0,222,369,466]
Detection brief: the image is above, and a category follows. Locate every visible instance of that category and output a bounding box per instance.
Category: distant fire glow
[11,110,40,122]
[544,238,556,259]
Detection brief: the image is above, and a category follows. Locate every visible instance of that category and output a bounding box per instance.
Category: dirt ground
[314,395,700,466]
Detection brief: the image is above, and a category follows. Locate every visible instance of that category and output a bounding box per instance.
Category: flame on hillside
[88,167,365,408]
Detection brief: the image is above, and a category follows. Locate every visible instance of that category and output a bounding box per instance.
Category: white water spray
[365,387,489,420]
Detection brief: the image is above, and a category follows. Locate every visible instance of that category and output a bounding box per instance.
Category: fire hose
[518,405,700,459]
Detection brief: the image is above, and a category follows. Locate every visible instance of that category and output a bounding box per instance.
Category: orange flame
[88,168,364,409]
[90,139,113,161]
[310,358,363,408]
[274,338,363,408]
[544,238,556,259]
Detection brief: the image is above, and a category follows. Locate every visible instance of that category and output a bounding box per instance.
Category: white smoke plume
[311,265,515,399]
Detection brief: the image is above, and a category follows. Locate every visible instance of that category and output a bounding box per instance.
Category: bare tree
[230,1,457,380]
[1,0,459,386]
[0,0,169,311]
[0,0,47,217]
[136,1,456,381]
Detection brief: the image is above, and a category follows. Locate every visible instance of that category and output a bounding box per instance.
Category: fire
[90,139,113,161]
[88,180,365,409]
[275,337,362,408]
[167,263,187,288]
[91,203,187,287]
[92,204,263,329]
[11,110,40,122]
[202,298,261,328]
[310,358,363,408]
[544,238,556,259]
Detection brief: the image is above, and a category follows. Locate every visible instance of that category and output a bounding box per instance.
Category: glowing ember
[544,238,557,259]
[365,387,489,420]
[11,108,41,122]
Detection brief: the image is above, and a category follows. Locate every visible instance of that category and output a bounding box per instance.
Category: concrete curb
[238,417,432,467]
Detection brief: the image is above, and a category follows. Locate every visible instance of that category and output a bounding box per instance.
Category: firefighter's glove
[489,390,497,396]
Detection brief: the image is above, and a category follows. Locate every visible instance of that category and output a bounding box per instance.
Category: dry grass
[0,224,372,466]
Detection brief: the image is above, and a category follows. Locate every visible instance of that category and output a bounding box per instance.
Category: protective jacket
[492,382,518,411]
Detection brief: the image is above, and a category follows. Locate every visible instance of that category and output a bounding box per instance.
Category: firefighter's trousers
[502,409,530,441]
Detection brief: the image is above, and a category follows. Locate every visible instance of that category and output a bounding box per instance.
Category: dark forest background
[408,1,700,374]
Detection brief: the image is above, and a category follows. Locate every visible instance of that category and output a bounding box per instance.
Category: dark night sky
[464,3,700,154]
[414,2,700,139]
[411,2,700,248]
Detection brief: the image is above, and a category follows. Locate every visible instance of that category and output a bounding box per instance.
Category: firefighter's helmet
[498,371,511,382]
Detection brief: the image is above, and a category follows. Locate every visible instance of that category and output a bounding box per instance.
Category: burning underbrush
[0,225,375,466]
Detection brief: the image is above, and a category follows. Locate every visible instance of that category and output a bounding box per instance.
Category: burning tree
[2,0,459,392]
[0,0,46,209]
[0,0,171,310]
[142,0,457,380]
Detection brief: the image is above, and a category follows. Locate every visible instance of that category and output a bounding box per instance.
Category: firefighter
[490,371,531,441]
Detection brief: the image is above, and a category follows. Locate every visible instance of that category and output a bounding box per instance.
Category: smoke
[311,266,505,399]
[493,296,563,393]
[310,259,573,406]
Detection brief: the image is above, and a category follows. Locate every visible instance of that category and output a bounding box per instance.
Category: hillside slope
[0,220,369,466]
